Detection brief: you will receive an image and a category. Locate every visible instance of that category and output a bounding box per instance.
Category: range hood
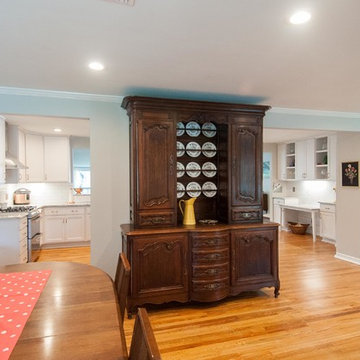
[5,152,27,170]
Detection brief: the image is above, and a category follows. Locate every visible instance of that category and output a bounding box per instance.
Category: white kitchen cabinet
[0,216,28,266]
[295,139,315,180]
[314,136,337,180]
[320,203,336,243]
[0,117,5,184]
[25,133,44,182]
[44,136,70,182]
[42,206,88,245]
[277,144,287,180]
[273,197,285,223]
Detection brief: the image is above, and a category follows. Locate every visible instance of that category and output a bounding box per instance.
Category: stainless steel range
[0,206,41,262]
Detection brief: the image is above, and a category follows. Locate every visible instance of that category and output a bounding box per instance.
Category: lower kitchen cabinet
[121,223,279,315]
[320,203,336,243]
[42,206,88,245]
[0,216,28,266]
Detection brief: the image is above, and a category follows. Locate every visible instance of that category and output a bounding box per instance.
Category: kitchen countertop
[0,213,28,220]
[279,203,320,210]
[319,201,336,205]
[40,203,90,208]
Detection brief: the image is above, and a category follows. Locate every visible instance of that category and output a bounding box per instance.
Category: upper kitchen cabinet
[43,136,70,182]
[314,136,336,180]
[122,96,270,228]
[0,117,5,184]
[7,129,70,183]
[25,134,44,182]
[278,142,296,180]
[278,135,336,181]
[295,139,315,180]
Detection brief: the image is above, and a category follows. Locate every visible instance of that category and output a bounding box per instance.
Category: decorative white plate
[176,122,185,137]
[202,142,217,158]
[177,141,185,157]
[202,181,217,197]
[202,162,217,178]
[177,182,185,198]
[177,162,185,178]
[202,122,216,138]
[186,141,201,157]
[186,162,201,178]
[186,121,201,137]
[186,182,201,197]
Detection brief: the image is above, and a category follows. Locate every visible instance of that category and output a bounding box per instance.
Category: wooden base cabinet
[230,228,279,297]
[126,232,188,313]
[121,223,279,315]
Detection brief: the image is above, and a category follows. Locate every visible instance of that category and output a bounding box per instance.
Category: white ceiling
[3,114,90,137]
[1,0,360,112]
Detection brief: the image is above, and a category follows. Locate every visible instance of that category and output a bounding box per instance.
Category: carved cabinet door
[131,233,189,303]
[135,113,177,226]
[230,228,279,294]
[229,120,263,222]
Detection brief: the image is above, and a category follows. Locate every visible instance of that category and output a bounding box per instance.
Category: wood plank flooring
[37,246,90,264]
[37,232,360,359]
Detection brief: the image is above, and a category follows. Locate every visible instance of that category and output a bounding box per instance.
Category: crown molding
[270,107,360,119]
[0,86,123,103]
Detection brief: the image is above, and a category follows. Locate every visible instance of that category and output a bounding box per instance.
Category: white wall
[335,132,360,263]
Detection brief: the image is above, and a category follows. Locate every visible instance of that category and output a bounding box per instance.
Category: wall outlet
[292,186,296,192]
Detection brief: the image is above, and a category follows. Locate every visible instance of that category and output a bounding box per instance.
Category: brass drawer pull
[204,253,222,260]
[204,239,220,246]
[203,283,222,290]
[206,268,219,275]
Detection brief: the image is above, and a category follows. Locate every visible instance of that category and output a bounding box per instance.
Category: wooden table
[0,262,128,360]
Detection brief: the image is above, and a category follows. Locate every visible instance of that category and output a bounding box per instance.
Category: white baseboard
[41,241,90,249]
[335,252,360,266]
[321,237,336,245]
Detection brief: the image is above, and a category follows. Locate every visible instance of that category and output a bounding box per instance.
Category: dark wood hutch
[120,96,280,315]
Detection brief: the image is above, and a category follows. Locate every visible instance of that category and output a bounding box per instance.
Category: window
[71,137,90,194]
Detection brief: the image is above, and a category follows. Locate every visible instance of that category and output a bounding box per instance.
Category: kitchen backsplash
[0,183,90,206]
[283,180,336,203]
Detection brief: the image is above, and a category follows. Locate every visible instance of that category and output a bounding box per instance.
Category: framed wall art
[342,161,359,187]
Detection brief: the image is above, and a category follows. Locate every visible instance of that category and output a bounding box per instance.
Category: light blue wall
[0,92,129,277]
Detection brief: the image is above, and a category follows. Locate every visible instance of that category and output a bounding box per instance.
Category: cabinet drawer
[192,248,229,263]
[137,212,175,227]
[43,207,85,216]
[192,278,228,292]
[320,203,335,213]
[273,198,285,205]
[192,263,229,279]
[231,208,262,222]
[192,233,229,249]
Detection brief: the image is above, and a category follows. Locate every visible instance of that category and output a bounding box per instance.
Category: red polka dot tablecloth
[0,270,52,360]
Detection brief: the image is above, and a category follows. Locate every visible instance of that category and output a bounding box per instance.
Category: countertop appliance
[0,205,41,262]
[13,188,31,205]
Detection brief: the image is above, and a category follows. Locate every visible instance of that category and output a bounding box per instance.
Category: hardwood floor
[36,232,360,359]
[122,231,360,359]
[37,246,90,264]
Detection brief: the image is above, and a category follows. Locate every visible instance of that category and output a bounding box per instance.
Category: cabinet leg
[274,287,280,298]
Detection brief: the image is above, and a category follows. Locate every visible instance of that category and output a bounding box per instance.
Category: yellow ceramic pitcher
[179,197,197,225]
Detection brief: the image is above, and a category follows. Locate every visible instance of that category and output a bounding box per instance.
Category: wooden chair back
[129,308,162,360]
[114,252,131,324]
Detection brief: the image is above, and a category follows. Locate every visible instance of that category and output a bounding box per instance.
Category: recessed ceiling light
[88,62,105,71]
[289,10,311,25]
[53,128,62,133]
